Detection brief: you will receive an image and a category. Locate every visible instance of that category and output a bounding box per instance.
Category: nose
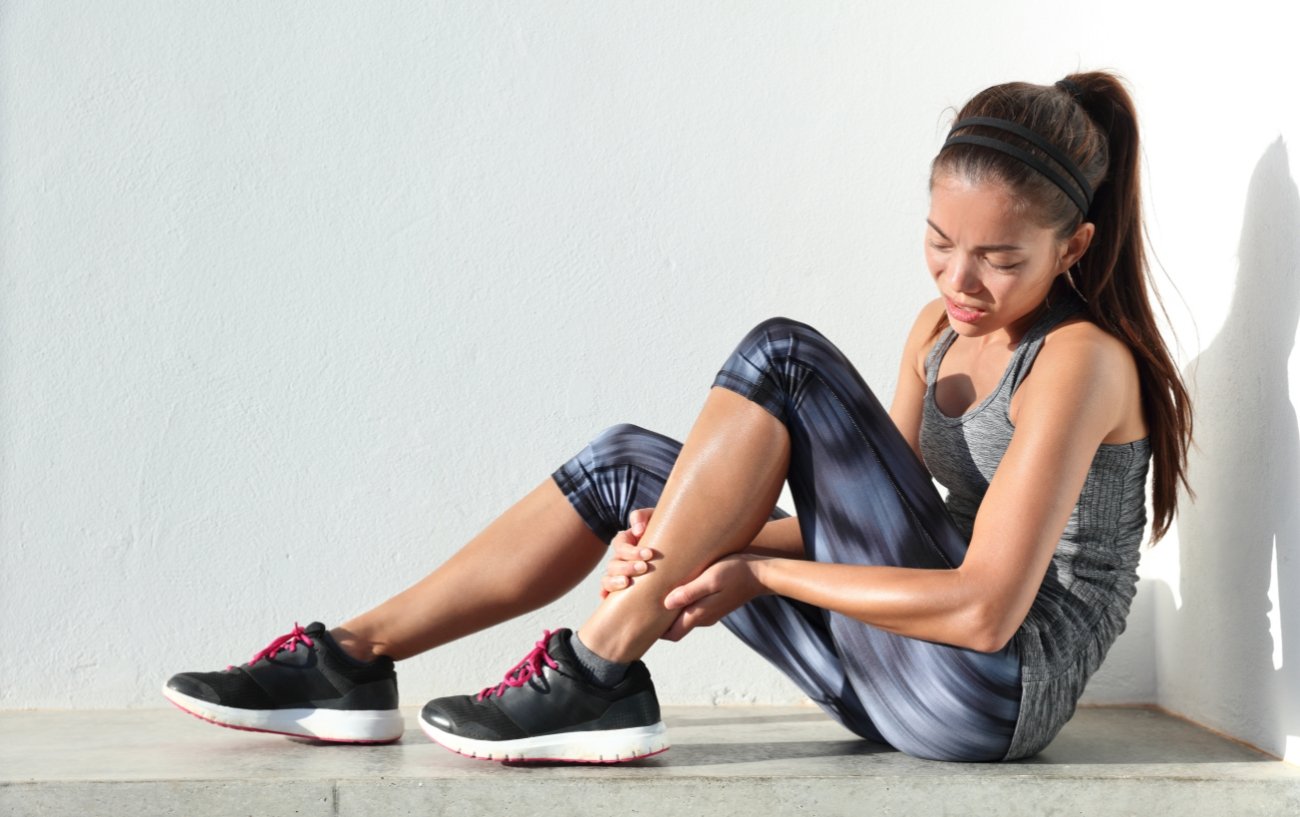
[947,254,982,294]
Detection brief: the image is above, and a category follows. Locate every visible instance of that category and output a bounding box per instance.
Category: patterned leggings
[550,317,1021,762]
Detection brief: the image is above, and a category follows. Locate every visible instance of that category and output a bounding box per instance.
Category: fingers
[607,558,649,578]
[665,577,705,610]
[612,540,654,563]
[661,608,693,642]
[606,543,653,579]
[661,618,689,642]
[602,573,633,595]
[602,570,641,596]
[597,510,657,600]
[661,604,719,642]
[628,507,654,536]
[600,538,658,599]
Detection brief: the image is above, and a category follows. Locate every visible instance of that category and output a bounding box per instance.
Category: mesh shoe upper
[166,622,398,711]
[421,628,661,741]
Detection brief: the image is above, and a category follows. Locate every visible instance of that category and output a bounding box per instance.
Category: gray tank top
[919,287,1151,760]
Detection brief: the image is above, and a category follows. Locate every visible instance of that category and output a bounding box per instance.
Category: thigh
[713,317,1021,762]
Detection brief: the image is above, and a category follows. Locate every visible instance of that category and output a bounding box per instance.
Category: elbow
[962,602,1019,654]
[967,628,1015,655]
[951,569,1021,653]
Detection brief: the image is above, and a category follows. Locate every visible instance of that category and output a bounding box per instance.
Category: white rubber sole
[162,684,404,743]
[419,714,669,763]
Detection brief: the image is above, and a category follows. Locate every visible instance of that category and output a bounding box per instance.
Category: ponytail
[1064,72,1193,542]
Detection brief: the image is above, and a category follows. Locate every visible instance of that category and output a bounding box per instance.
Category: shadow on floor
[663,711,834,729]
[504,738,886,768]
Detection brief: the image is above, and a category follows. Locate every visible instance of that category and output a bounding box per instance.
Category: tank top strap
[1005,285,1089,394]
[923,284,1088,394]
[924,326,958,389]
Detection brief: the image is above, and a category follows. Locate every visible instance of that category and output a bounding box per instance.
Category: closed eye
[988,260,1021,270]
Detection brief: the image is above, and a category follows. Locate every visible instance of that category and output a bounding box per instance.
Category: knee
[730,317,833,367]
[743,316,823,343]
[583,423,683,473]
[589,422,660,450]
[716,316,836,406]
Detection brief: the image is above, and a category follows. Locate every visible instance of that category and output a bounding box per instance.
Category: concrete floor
[1,705,1296,816]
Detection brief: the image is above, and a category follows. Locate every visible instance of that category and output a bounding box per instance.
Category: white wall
[2,1,1296,762]
[1147,132,1300,759]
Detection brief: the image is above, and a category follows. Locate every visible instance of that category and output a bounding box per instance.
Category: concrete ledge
[2,705,1296,816]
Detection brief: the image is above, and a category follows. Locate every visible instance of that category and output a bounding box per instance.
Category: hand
[659,554,769,642]
[600,507,658,599]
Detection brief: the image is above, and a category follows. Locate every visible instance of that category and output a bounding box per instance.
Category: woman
[163,71,1192,763]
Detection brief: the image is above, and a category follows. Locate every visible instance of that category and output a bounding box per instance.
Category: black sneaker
[162,622,403,743]
[419,628,668,763]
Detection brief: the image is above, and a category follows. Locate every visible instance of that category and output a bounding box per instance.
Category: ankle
[576,608,653,664]
[571,630,630,687]
[572,624,640,665]
[328,627,384,664]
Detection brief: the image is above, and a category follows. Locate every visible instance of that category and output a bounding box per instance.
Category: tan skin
[332,173,1147,668]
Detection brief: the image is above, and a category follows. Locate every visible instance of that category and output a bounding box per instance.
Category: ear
[1059,222,1095,271]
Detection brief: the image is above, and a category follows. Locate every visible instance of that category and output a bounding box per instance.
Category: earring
[1064,264,1088,303]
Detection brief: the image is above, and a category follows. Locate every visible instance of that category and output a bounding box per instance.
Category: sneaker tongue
[545,628,577,660]
[303,622,328,636]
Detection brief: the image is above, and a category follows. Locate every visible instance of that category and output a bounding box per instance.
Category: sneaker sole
[418,715,669,763]
[162,684,404,744]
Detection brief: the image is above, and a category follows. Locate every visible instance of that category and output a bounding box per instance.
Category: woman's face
[925,173,1088,340]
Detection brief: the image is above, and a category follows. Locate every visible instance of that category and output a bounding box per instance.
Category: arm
[889,297,948,460]
[670,322,1138,652]
[745,516,804,559]
[601,509,806,598]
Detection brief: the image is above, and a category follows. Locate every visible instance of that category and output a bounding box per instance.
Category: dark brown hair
[929,72,1193,543]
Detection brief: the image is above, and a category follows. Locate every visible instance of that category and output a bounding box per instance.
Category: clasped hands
[599,507,769,642]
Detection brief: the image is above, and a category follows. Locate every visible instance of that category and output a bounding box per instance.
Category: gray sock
[570,631,630,688]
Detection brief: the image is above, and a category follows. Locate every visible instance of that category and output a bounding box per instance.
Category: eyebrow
[926,220,1024,252]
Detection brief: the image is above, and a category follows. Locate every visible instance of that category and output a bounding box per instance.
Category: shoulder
[1016,316,1141,434]
[914,296,949,335]
[1034,317,1139,391]
[902,297,950,379]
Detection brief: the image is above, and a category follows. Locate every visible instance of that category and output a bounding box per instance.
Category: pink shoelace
[226,622,315,671]
[476,629,560,701]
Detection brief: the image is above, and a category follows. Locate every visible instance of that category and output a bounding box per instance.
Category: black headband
[941,116,1094,217]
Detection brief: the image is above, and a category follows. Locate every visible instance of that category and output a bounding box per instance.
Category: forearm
[745,516,805,559]
[752,558,1005,653]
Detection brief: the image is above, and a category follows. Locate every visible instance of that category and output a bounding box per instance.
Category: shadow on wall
[1167,138,1300,757]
